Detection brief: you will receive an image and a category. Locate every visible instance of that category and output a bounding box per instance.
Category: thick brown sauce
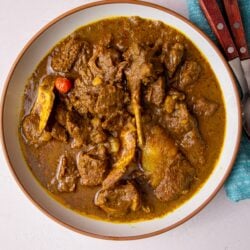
[19,17,225,222]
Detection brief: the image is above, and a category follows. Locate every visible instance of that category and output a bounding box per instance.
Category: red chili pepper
[55,77,72,94]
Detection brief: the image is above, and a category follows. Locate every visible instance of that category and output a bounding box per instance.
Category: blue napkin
[187,0,250,201]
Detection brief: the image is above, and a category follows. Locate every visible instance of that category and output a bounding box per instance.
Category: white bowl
[0,0,241,240]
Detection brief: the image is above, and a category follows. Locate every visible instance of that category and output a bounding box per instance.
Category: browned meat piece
[160,95,206,166]
[163,43,184,77]
[22,114,41,143]
[155,155,195,201]
[51,123,68,142]
[124,43,158,85]
[102,111,130,132]
[144,76,165,106]
[124,41,164,147]
[97,48,120,80]
[52,155,79,192]
[102,122,137,190]
[179,129,206,165]
[115,61,127,82]
[94,84,125,117]
[178,61,201,89]
[164,89,185,113]
[124,43,154,147]
[90,117,107,144]
[51,36,83,72]
[142,125,195,202]
[95,182,140,216]
[73,41,92,78]
[77,152,107,186]
[165,103,195,135]
[191,97,219,116]
[22,114,52,146]
[87,144,107,161]
[72,41,94,84]
[88,45,124,83]
[68,78,97,115]
[66,112,89,148]
[55,104,68,127]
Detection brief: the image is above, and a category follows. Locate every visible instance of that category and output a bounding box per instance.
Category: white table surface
[1,0,250,249]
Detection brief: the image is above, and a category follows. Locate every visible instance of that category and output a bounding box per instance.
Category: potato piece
[142,125,195,202]
[31,77,55,133]
[92,76,103,86]
[22,77,55,144]
[142,125,178,187]
[108,137,120,153]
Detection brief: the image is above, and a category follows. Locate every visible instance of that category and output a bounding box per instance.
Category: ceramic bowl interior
[1,1,241,240]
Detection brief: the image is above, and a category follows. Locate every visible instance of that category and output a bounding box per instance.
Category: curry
[19,17,225,222]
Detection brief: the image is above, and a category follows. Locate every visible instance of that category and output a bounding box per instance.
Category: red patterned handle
[223,0,250,60]
[199,0,238,61]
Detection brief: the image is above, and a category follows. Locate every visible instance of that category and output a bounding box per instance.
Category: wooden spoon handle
[223,0,250,60]
[199,0,238,61]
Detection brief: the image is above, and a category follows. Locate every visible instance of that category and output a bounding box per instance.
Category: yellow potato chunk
[31,77,55,133]
[142,125,178,187]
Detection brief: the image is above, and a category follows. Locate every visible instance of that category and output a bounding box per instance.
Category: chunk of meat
[179,129,206,166]
[22,114,41,143]
[66,112,89,148]
[163,43,184,77]
[53,155,79,192]
[90,127,107,144]
[95,182,140,216]
[124,43,155,147]
[160,96,206,166]
[87,144,108,161]
[164,89,185,113]
[51,123,68,142]
[51,37,82,72]
[115,61,128,82]
[178,61,201,89]
[94,84,125,117]
[191,97,219,116]
[141,125,195,201]
[68,78,97,115]
[144,76,165,106]
[55,103,68,127]
[22,114,52,145]
[102,111,130,132]
[155,155,195,201]
[102,122,137,189]
[88,45,123,83]
[124,43,158,86]
[77,152,107,186]
[74,41,92,73]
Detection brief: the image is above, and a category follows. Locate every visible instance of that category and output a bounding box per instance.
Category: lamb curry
[19,17,225,222]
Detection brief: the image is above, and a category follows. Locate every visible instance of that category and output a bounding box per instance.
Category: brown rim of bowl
[0,0,242,241]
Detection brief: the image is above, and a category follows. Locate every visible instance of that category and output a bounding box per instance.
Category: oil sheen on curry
[19,17,225,222]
